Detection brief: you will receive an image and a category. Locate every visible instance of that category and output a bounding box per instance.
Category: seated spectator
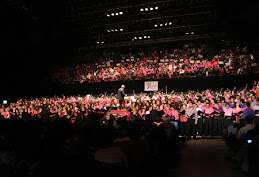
[94,134,127,167]
[227,117,239,137]
[246,117,259,142]
[237,115,254,140]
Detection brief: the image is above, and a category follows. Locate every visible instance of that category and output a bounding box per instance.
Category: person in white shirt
[195,104,203,136]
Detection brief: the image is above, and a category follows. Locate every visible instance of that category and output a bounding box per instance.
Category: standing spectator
[223,103,233,130]
[213,102,223,136]
[203,102,214,136]
[185,102,198,140]
[253,99,259,117]
[118,85,126,110]
[243,102,255,119]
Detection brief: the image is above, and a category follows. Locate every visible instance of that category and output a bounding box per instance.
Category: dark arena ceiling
[63,0,223,50]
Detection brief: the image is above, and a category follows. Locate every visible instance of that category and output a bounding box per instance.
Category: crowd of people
[0,82,259,176]
[51,45,258,84]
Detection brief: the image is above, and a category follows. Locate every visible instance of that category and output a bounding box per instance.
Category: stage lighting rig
[107,11,123,17]
[107,28,124,33]
[140,6,159,12]
[133,35,151,41]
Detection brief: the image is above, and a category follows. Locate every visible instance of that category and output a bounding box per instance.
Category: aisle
[174,139,245,177]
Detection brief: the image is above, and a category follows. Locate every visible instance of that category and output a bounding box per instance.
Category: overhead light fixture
[101,41,104,44]
[115,29,118,31]
[139,37,142,39]
[115,12,119,15]
[97,42,100,44]
[140,8,144,11]
[107,30,110,32]
[191,32,194,34]
[154,24,157,27]
[160,24,163,26]
[150,7,153,10]
[145,8,148,11]
[107,14,110,17]
[144,36,147,38]
[186,32,189,35]
[165,23,168,26]
[119,12,123,15]
[111,29,114,32]
[111,13,114,16]
[134,37,137,39]
[148,36,150,38]
[120,28,123,31]
[169,22,172,25]
[155,6,159,10]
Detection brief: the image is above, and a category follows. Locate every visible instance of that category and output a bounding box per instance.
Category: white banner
[144,81,158,91]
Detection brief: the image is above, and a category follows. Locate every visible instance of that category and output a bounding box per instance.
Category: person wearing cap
[118,85,126,110]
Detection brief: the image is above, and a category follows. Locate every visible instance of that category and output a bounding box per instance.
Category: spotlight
[144,36,147,38]
[115,29,118,31]
[147,36,150,38]
[191,32,194,34]
[150,7,153,10]
[186,32,189,35]
[111,13,114,16]
[145,8,148,11]
[111,29,114,32]
[140,8,144,11]
[165,23,168,26]
[154,24,158,27]
[120,28,123,31]
[139,37,142,39]
[101,41,104,44]
[169,22,172,25]
[119,12,123,15]
[160,24,163,26]
[107,14,110,17]
[134,37,137,39]
[107,30,110,32]
[155,6,159,10]
[115,12,119,15]
[97,42,100,44]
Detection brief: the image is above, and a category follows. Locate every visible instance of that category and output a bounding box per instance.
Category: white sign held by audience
[144,81,158,91]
